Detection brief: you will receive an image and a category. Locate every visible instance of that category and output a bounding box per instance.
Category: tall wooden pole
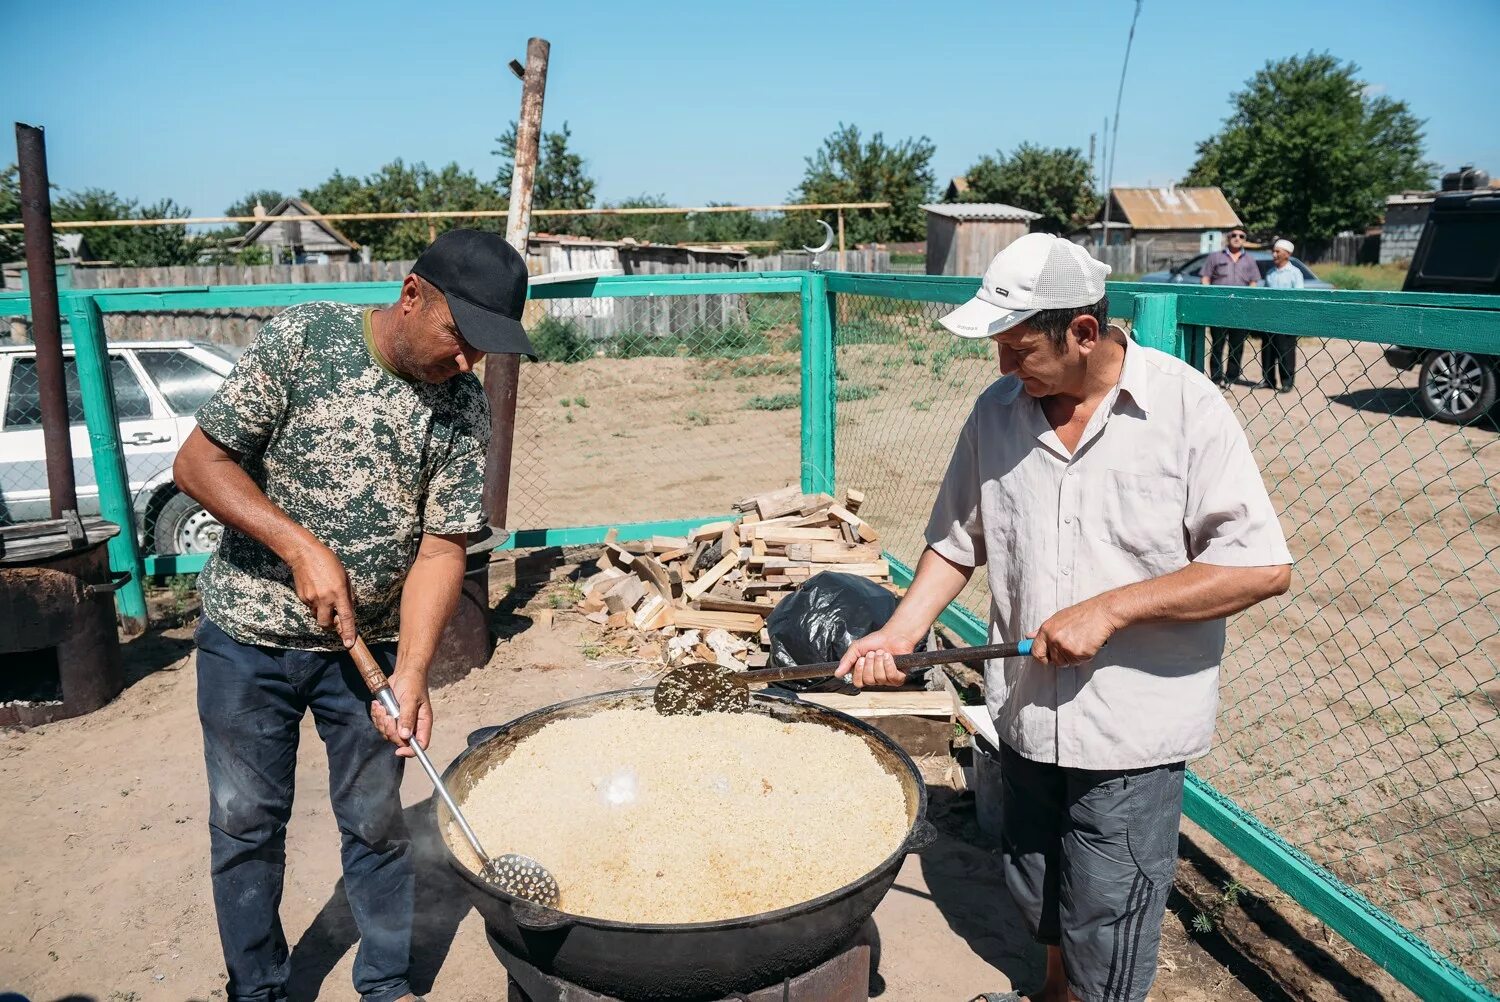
[484,36,549,530]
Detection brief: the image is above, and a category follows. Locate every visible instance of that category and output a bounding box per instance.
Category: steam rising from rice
[455,708,910,923]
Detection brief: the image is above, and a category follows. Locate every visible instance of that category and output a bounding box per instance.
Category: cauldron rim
[437,685,930,933]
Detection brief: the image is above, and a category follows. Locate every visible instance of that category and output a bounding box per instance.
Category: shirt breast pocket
[1093,470,1186,558]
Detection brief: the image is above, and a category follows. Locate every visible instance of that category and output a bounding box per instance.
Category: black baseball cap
[411,229,536,359]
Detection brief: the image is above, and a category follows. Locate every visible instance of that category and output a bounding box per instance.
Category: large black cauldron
[437,687,934,1001]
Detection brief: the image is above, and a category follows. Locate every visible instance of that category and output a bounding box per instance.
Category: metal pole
[484,35,549,528]
[16,122,78,519]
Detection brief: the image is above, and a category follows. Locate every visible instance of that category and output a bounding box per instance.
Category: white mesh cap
[939,233,1112,339]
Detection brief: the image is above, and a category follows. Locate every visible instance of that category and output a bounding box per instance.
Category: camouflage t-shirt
[195,301,489,650]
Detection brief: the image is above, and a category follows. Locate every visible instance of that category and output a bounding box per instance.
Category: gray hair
[1026,296,1110,352]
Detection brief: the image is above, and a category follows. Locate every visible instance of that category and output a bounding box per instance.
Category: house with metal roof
[922,202,1041,275]
[1077,186,1242,270]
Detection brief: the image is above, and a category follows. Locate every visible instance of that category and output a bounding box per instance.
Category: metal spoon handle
[352,639,492,865]
[744,639,1037,684]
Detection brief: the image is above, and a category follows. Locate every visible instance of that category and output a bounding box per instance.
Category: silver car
[0,340,235,555]
[1137,249,1333,289]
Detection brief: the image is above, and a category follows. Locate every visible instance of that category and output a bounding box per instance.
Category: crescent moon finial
[802,218,835,255]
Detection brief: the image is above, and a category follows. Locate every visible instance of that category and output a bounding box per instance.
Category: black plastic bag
[765,571,927,694]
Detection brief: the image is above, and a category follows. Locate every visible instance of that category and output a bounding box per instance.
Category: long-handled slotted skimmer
[349,635,561,907]
[654,639,1040,716]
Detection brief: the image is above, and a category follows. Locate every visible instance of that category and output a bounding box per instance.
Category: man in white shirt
[837,233,1292,1002]
[1259,238,1304,392]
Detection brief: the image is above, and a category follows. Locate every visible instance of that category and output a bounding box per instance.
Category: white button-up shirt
[926,338,1292,769]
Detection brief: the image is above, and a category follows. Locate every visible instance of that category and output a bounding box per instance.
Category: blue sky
[3,0,1497,218]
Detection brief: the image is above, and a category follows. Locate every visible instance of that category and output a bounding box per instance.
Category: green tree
[1185,52,1433,253]
[494,121,597,235]
[0,165,22,263]
[299,160,505,260]
[682,203,779,246]
[959,144,1100,234]
[53,189,204,266]
[783,123,935,247]
[585,194,690,244]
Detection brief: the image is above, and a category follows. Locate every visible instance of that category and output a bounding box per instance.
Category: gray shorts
[998,742,1185,1002]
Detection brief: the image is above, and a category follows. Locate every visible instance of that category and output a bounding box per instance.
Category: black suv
[1382,190,1500,424]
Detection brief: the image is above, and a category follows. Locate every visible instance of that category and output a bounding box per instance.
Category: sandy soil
[498,313,1497,987]
[0,554,1392,1002]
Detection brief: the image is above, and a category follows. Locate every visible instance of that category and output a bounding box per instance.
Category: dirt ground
[0,555,1411,1002]
[497,316,1497,988]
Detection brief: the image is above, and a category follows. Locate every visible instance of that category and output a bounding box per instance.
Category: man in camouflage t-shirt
[174,230,534,1002]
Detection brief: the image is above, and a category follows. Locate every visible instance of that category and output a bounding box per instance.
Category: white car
[0,340,238,555]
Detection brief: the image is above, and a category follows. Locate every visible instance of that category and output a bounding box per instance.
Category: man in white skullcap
[1260,238,1304,391]
[836,233,1292,1002]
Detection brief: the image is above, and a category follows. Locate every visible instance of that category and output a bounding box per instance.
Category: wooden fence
[2,249,890,345]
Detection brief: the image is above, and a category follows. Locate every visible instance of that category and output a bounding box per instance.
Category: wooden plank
[754,527,842,544]
[690,520,737,541]
[785,542,883,563]
[649,535,690,552]
[683,550,739,601]
[799,492,835,516]
[633,594,666,630]
[735,484,799,517]
[672,609,766,634]
[632,554,675,600]
[757,486,806,520]
[603,575,645,614]
[828,504,879,542]
[696,595,772,617]
[584,566,627,597]
[844,488,866,514]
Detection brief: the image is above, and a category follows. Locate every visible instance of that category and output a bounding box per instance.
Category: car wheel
[154,491,224,556]
[1416,351,1498,425]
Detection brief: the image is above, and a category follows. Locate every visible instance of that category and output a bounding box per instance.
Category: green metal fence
[1,271,1496,999]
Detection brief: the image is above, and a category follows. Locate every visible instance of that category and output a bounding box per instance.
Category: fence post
[1131,292,1186,361]
[65,293,149,633]
[799,271,835,494]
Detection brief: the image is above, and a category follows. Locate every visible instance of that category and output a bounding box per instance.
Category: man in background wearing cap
[174,229,534,1002]
[1259,238,1304,393]
[837,233,1291,1002]
[1201,225,1261,387]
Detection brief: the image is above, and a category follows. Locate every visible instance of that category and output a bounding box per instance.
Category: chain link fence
[496,290,804,530]
[1200,329,1498,988]
[830,289,1500,993]
[2,290,806,547]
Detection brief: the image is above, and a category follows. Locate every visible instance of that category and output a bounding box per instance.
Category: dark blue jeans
[195,617,413,1002]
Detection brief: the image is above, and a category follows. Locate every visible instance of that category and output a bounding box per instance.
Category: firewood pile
[574,485,895,667]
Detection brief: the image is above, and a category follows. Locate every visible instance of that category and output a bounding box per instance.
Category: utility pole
[434,38,550,680]
[485,36,549,529]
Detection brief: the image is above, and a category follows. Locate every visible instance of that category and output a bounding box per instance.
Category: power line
[1098,0,1145,253]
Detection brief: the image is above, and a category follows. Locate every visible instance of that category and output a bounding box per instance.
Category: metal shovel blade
[653,661,749,715]
[483,852,562,909]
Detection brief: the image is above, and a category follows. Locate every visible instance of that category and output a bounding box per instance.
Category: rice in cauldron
[453,707,911,923]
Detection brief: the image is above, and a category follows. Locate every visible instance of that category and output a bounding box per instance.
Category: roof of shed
[922,202,1041,222]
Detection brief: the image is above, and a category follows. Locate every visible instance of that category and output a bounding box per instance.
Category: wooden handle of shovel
[742,639,1040,685]
[349,636,391,698]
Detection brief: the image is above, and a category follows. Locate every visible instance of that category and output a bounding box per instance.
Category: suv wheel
[1416,351,1497,425]
[155,491,224,556]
